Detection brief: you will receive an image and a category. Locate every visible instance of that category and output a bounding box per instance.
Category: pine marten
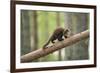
[43,27,69,49]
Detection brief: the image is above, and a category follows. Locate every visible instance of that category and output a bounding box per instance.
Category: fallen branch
[21,30,89,63]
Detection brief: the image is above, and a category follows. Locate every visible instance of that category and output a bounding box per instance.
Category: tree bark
[21,30,89,63]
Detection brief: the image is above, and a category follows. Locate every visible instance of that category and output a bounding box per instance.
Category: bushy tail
[43,39,51,49]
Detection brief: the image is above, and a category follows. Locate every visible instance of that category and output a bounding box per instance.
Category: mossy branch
[21,30,89,63]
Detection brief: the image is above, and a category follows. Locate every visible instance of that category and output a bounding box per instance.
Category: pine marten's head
[63,29,70,38]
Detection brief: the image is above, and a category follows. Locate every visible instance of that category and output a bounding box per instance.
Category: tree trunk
[28,10,38,50]
[56,12,62,61]
[21,10,31,55]
[64,13,73,60]
[33,11,38,51]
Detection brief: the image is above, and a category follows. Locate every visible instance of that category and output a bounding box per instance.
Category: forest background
[21,10,89,62]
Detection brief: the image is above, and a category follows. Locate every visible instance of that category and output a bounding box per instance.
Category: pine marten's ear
[63,29,69,34]
[63,29,70,38]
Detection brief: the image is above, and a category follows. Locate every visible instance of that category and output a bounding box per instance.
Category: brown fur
[43,27,69,49]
